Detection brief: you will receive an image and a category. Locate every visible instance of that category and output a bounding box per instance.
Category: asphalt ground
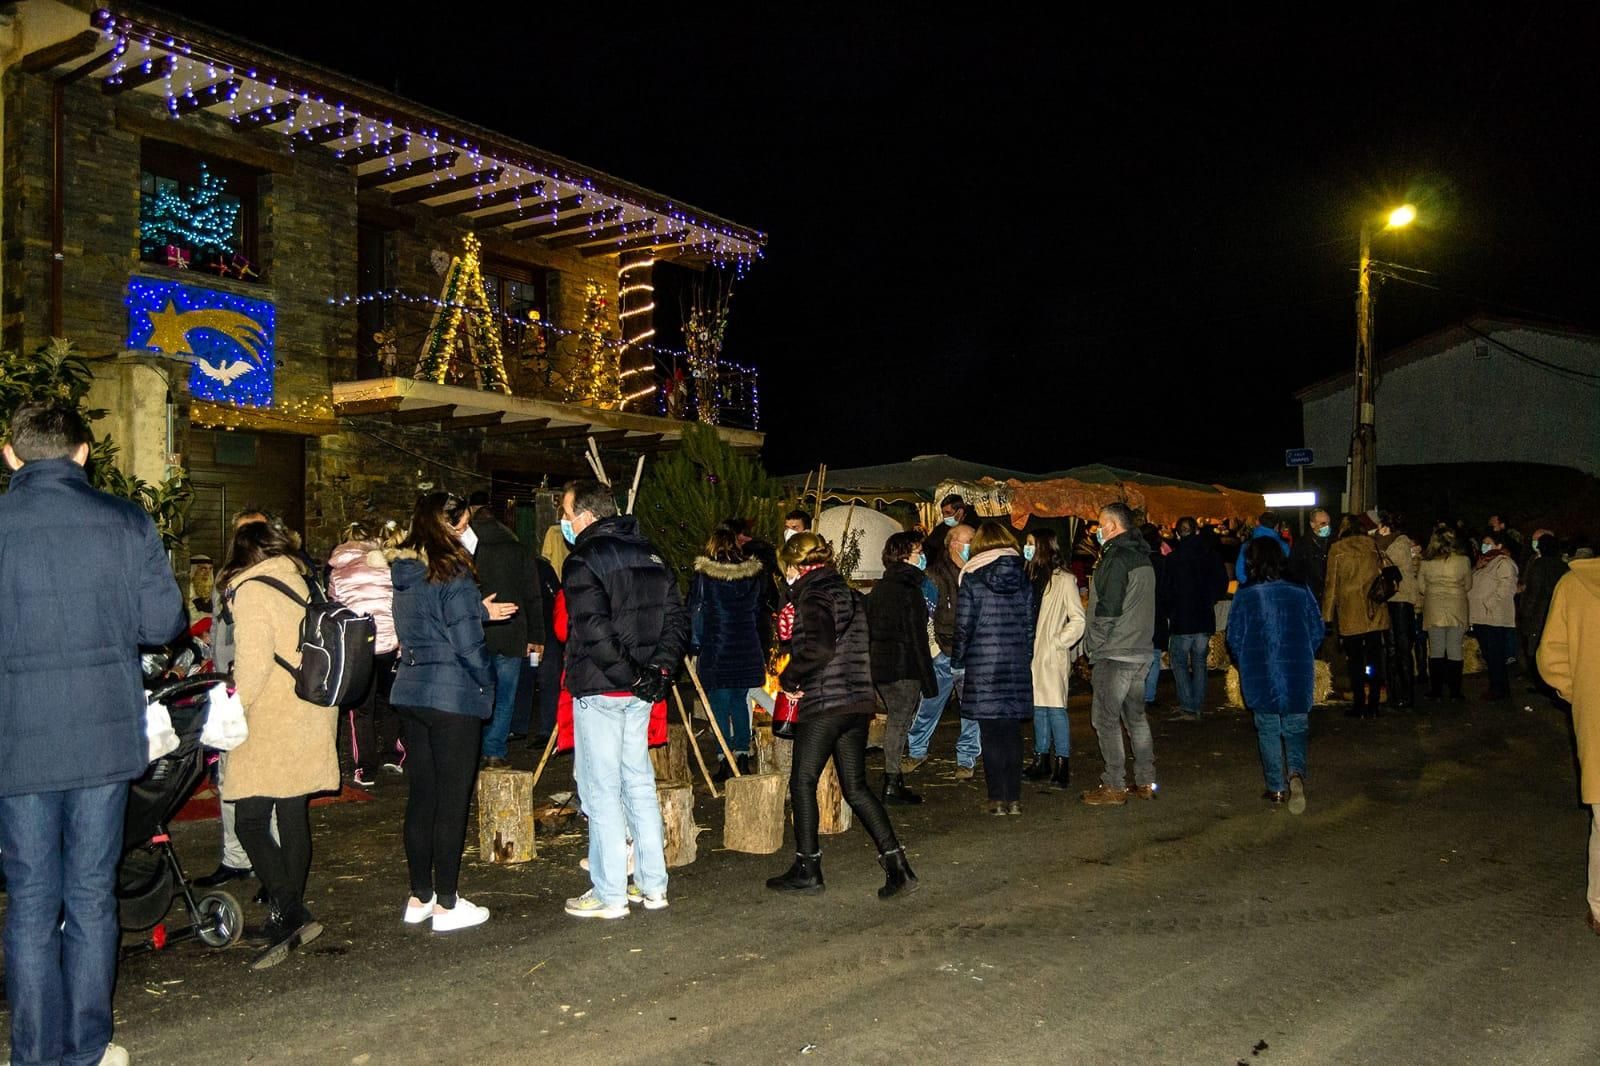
[3,677,1597,1065]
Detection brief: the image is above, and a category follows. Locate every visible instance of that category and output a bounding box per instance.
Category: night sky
[158,4,1600,479]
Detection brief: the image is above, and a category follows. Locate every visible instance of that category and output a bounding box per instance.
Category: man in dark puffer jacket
[560,480,689,920]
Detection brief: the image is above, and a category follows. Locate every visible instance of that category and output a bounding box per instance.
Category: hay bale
[1224,661,1334,709]
[1462,634,1486,675]
[1207,632,1230,672]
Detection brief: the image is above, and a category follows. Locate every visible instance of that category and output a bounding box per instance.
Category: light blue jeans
[573,694,668,906]
[1032,706,1070,756]
[907,653,981,768]
[1168,633,1211,715]
[1144,647,1164,703]
[1253,711,1308,793]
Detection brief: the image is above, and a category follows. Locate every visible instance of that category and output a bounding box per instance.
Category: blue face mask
[943,516,958,527]
[560,518,577,545]
[1316,525,1331,538]
[1094,530,1105,546]
[1023,544,1036,562]
[959,544,971,562]
[912,554,927,571]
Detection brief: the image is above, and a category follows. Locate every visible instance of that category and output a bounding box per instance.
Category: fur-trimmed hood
[693,555,765,581]
[371,546,423,568]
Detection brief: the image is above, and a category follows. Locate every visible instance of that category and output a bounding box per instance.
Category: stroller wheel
[195,891,244,948]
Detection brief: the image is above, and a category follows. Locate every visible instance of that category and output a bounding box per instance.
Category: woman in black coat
[768,532,917,899]
[688,527,768,780]
[867,531,937,805]
[954,521,1036,815]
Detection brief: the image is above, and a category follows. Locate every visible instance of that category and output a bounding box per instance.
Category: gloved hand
[630,663,672,703]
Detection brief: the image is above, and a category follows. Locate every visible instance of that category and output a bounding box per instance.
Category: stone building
[1,0,765,562]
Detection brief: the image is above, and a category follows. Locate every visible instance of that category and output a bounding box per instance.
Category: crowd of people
[5,398,1600,1066]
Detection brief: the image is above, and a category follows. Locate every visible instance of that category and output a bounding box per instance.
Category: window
[139,142,261,281]
[356,223,395,378]
[481,261,553,361]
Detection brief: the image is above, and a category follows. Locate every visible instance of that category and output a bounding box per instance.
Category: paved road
[5,686,1598,1065]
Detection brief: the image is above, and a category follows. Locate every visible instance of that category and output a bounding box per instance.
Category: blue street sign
[1285,448,1314,467]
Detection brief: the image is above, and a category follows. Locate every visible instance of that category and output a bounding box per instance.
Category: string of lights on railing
[90,14,765,274]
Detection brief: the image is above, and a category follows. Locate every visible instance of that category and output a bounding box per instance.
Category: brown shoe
[1262,790,1287,805]
[1587,909,1600,936]
[1080,785,1128,807]
[952,765,976,781]
[1127,784,1158,800]
[900,756,926,775]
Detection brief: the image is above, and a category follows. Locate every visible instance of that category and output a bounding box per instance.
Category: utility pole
[1348,221,1377,515]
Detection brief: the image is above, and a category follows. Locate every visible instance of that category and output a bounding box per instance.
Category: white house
[1297,316,1600,478]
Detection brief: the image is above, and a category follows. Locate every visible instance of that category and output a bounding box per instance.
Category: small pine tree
[635,424,783,588]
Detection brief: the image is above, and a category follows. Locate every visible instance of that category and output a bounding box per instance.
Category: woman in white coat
[1026,530,1087,789]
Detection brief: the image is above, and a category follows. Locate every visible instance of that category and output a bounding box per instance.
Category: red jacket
[553,590,667,751]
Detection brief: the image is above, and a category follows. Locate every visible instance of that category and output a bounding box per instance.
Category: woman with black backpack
[767,532,917,899]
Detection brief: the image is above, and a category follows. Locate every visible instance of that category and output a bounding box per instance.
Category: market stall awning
[332,377,764,453]
[1005,465,1263,528]
[786,455,1041,501]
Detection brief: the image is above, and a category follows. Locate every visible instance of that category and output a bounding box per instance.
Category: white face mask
[783,528,798,542]
[785,572,800,586]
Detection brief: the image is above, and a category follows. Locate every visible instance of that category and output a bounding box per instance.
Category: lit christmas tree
[412,233,510,393]
[140,163,240,259]
[565,279,621,408]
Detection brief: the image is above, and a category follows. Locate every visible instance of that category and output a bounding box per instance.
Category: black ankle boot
[736,753,752,775]
[884,772,923,806]
[1024,754,1052,781]
[1427,659,1445,699]
[1049,755,1071,790]
[766,851,824,893]
[712,758,732,785]
[1447,660,1466,701]
[877,846,918,900]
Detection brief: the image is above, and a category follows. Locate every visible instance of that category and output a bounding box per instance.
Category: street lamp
[1348,203,1416,515]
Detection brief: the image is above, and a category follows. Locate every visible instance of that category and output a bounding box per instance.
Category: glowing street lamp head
[1386,204,1417,229]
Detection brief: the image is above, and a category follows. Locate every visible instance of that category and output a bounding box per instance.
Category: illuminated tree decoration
[617,250,658,410]
[683,274,734,425]
[412,233,510,393]
[140,163,240,264]
[565,279,621,408]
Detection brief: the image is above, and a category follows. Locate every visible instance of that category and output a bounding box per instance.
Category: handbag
[145,695,180,763]
[199,681,249,751]
[771,691,799,740]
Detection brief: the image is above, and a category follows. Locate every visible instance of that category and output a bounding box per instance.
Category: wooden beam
[513,424,596,442]
[614,433,664,449]
[470,193,584,230]
[19,30,101,74]
[388,167,503,206]
[60,47,120,85]
[168,78,240,117]
[231,99,301,129]
[335,396,404,417]
[358,151,461,190]
[484,417,553,438]
[581,429,633,445]
[297,118,358,144]
[355,200,416,232]
[115,110,291,174]
[101,54,174,95]
[431,180,545,218]
[544,219,656,251]
[579,229,688,258]
[508,207,623,238]
[442,411,506,431]
[339,135,412,165]
[388,404,457,425]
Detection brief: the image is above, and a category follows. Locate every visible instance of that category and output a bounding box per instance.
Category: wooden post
[671,685,719,797]
[649,722,690,785]
[722,772,787,854]
[816,758,852,835]
[477,768,536,864]
[657,782,699,867]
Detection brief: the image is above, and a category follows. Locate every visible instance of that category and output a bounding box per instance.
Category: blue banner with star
[126,278,276,407]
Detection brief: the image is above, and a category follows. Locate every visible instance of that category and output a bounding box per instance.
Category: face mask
[1316,526,1330,538]
[785,573,799,586]
[912,554,927,571]
[959,544,971,562]
[1023,545,1036,562]
[560,518,577,545]
[943,516,958,527]
[1094,530,1105,546]
[1481,542,1493,555]
[783,528,798,542]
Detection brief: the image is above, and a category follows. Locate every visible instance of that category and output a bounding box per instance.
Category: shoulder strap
[234,575,308,680]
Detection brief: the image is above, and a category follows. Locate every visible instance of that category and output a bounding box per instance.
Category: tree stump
[723,771,787,854]
[477,767,536,864]
[657,782,699,868]
[816,758,853,835]
[866,713,888,751]
[1462,635,1487,675]
[649,722,690,784]
[754,725,793,777]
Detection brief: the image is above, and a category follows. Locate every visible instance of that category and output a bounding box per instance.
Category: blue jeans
[1144,647,1164,703]
[1474,625,1517,692]
[481,654,525,758]
[0,782,128,1066]
[1253,711,1308,792]
[707,687,752,755]
[907,654,981,767]
[1169,633,1211,715]
[1032,706,1070,756]
[573,694,668,906]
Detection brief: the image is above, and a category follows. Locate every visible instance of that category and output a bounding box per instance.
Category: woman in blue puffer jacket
[954,521,1036,816]
[688,526,769,781]
[386,492,516,934]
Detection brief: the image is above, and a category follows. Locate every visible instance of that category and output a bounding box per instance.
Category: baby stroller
[117,669,245,955]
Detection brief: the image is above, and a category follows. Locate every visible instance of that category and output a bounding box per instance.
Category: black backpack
[233,575,377,708]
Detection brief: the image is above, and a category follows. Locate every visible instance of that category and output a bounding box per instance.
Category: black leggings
[1341,631,1386,713]
[398,705,482,908]
[235,794,312,924]
[348,650,401,775]
[789,713,899,857]
[978,719,1023,802]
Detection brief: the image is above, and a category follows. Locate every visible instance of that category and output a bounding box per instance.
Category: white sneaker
[99,1045,130,1066]
[565,889,628,919]
[431,898,490,933]
[579,840,635,876]
[627,883,668,910]
[403,894,436,924]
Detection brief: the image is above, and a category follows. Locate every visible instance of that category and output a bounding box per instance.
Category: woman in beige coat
[1028,538,1086,790]
[219,520,339,971]
[1469,528,1520,700]
[1323,515,1389,717]
[1415,528,1472,700]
